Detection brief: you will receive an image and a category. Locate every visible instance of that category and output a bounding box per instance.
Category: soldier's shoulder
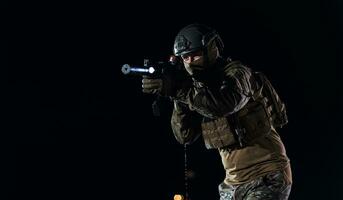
[223,58,252,76]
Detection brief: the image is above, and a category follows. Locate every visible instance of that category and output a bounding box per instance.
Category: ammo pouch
[201,100,272,149]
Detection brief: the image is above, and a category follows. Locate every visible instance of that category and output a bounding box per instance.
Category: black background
[8,0,342,199]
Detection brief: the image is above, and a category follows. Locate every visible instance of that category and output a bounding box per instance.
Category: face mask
[184,56,205,75]
[183,41,219,77]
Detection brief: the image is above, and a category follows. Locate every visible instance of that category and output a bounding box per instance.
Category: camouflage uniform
[171,58,292,200]
[218,169,292,200]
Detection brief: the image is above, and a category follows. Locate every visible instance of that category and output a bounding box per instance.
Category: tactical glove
[142,70,193,97]
[142,75,175,96]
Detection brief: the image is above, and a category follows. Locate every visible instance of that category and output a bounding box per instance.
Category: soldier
[142,23,292,200]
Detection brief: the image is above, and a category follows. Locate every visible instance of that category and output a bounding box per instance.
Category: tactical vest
[201,71,288,149]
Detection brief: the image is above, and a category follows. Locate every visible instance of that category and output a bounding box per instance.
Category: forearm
[174,82,249,119]
[173,63,254,119]
[170,101,202,145]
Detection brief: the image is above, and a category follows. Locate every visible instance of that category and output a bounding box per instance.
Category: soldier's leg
[238,170,292,200]
[218,182,237,200]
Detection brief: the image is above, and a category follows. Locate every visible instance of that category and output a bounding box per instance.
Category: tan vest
[201,70,287,150]
[200,66,291,184]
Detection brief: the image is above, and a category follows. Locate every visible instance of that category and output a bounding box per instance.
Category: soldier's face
[181,50,204,75]
[181,41,219,76]
[181,50,203,64]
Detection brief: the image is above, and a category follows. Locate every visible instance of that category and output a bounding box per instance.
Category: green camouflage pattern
[218,170,292,200]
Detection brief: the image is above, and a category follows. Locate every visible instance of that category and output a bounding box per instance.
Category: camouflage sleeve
[170,100,202,145]
[174,61,254,118]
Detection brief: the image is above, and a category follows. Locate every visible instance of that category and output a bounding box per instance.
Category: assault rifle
[121,56,185,116]
[121,56,182,77]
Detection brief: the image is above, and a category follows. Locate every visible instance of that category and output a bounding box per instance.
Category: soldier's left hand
[142,76,163,94]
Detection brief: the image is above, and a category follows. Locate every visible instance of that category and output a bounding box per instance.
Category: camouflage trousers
[218,170,292,200]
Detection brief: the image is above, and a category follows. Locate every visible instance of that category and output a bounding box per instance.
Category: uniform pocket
[201,117,236,149]
[238,103,272,143]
